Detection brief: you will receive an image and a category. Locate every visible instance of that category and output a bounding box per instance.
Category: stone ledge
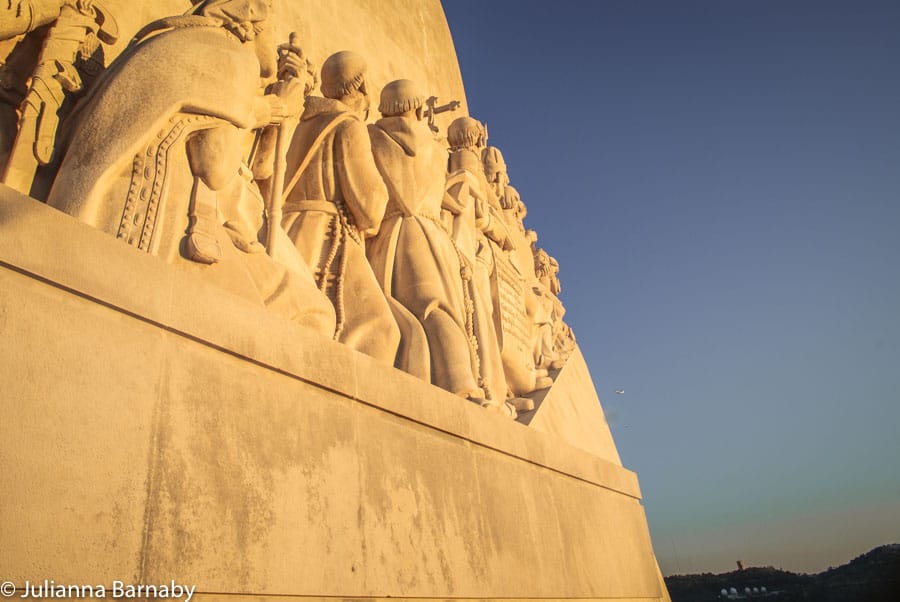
[0,184,641,500]
[1,185,664,599]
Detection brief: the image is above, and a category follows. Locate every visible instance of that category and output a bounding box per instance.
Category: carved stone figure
[4,0,574,406]
[482,144,508,200]
[0,0,65,40]
[492,178,574,372]
[536,246,575,361]
[474,143,552,401]
[445,116,518,416]
[529,247,560,369]
[280,50,400,364]
[366,79,483,400]
[1,0,117,195]
[493,188,557,371]
[45,0,336,333]
[536,249,561,295]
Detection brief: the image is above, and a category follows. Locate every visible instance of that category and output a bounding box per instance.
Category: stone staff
[265,32,303,256]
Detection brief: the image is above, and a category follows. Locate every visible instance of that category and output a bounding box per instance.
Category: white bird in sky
[615,389,625,395]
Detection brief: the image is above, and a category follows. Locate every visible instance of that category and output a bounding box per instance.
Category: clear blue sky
[443,0,900,575]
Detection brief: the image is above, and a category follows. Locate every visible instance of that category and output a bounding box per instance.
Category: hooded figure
[366,79,483,400]
[280,50,400,365]
[45,0,335,333]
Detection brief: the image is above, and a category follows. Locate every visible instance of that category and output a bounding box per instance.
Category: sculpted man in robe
[534,246,575,362]
[492,181,563,372]
[482,145,509,201]
[445,116,520,416]
[366,79,484,401]
[280,50,400,365]
[483,146,530,275]
[530,247,564,370]
[44,0,336,334]
[472,137,551,402]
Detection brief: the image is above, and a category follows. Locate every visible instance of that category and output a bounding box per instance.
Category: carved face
[199,0,269,26]
[515,199,527,220]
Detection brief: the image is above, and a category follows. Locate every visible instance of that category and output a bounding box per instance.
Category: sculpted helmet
[378,79,425,117]
[320,50,367,99]
[447,116,486,150]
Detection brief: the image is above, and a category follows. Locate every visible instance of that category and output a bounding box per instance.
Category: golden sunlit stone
[0,1,668,599]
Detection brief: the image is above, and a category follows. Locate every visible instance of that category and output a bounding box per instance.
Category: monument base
[0,185,669,601]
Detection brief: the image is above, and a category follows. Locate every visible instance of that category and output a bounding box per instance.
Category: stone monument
[0,1,670,600]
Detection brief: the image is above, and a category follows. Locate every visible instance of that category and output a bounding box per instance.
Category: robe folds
[367,116,480,397]
[45,23,335,334]
[281,96,400,364]
[446,147,508,403]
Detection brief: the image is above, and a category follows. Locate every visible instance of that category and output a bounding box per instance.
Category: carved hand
[267,76,305,123]
[277,32,317,96]
[277,48,305,81]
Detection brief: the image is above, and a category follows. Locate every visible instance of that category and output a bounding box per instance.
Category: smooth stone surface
[1,184,666,600]
[522,347,624,466]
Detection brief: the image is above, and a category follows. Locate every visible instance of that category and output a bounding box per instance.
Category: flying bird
[615,389,625,395]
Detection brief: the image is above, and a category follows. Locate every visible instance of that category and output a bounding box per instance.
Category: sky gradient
[443,0,900,575]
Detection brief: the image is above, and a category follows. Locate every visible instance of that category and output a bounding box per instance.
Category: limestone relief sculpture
[490,145,575,371]
[0,0,576,419]
[444,116,523,416]
[1,0,118,197]
[534,244,576,362]
[41,0,336,333]
[366,78,484,401]
[477,144,548,401]
[279,50,401,364]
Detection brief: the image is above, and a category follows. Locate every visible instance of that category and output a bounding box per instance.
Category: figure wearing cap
[280,50,400,365]
[366,79,484,401]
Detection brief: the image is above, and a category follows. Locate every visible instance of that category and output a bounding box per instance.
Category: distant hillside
[665,544,900,602]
